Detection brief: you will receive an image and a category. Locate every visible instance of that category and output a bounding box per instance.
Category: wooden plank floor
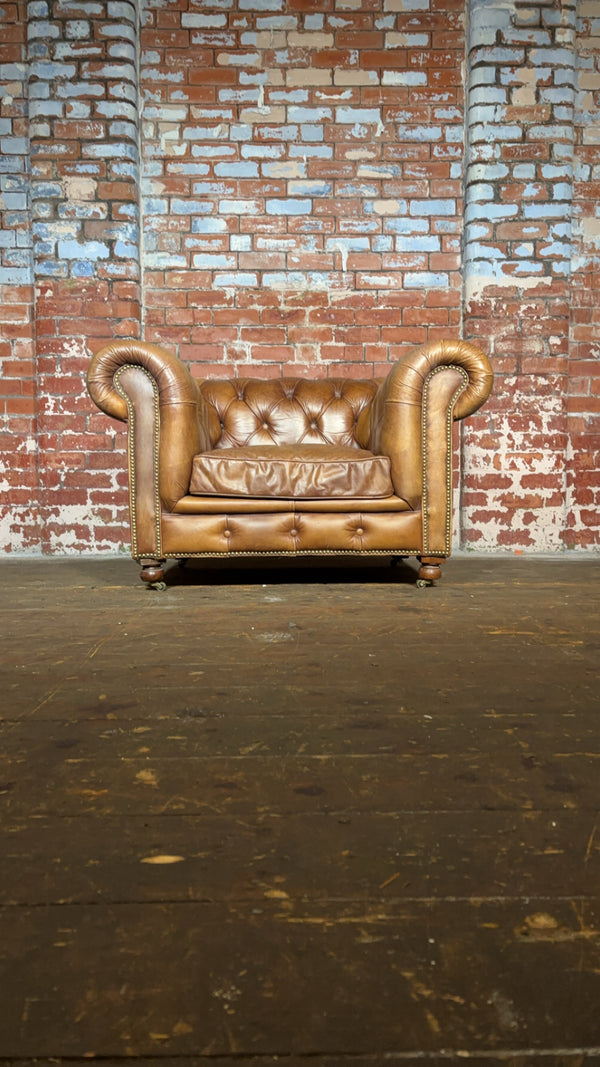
[0,556,599,1065]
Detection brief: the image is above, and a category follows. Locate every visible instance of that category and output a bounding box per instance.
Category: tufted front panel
[198,378,378,450]
[161,509,423,556]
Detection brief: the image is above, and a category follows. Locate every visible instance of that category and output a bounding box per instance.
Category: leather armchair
[87,339,493,588]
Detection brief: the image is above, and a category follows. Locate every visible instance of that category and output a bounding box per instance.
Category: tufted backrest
[197,378,378,450]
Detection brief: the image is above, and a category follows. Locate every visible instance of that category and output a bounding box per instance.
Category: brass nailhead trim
[421,365,469,557]
[163,549,432,559]
[114,365,162,561]
[114,363,467,565]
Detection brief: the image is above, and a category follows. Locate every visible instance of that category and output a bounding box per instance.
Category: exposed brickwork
[0,0,598,555]
[566,0,600,548]
[0,0,38,552]
[140,0,465,374]
[462,0,599,551]
[29,0,142,551]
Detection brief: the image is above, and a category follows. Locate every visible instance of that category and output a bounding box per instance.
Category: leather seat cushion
[189,444,395,499]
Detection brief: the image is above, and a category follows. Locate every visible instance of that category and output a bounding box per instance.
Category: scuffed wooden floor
[0,556,599,1065]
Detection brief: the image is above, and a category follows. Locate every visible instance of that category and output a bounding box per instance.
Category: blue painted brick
[215,162,259,178]
[191,218,227,233]
[469,123,522,142]
[58,239,109,260]
[266,198,312,215]
[299,125,323,142]
[0,192,27,210]
[1,137,29,155]
[469,163,509,180]
[472,47,525,64]
[34,260,67,277]
[464,203,518,222]
[289,180,331,196]
[395,236,440,252]
[170,163,211,176]
[144,252,187,269]
[213,272,259,287]
[263,271,307,287]
[34,220,79,240]
[529,48,574,66]
[30,61,77,79]
[239,0,282,9]
[84,143,137,161]
[192,253,236,268]
[141,198,168,215]
[465,242,504,261]
[410,199,456,216]
[384,218,429,235]
[403,271,449,289]
[56,81,104,98]
[466,183,494,202]
[513,164,536,179]
[170,199,213,215]
[336,108,381,124]
[288,106,332,122]
[522,203,570,218]
[191,145,236,158]
[325,237,370,253]
[114,239,138,259]
[230,124,253,141]
[290,144,332,159]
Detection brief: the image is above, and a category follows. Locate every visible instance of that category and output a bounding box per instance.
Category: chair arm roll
[375,339,493,422]
[87,339,200,421]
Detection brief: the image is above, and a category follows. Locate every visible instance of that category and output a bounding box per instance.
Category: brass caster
[140,561,166,588]
[417,559,443,587]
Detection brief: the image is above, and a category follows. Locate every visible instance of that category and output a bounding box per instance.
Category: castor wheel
[416,559,443,587]
[140,561,167,589]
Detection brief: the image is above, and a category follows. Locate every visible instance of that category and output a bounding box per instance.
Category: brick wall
[0,0,37,551]
[0,0,598,555]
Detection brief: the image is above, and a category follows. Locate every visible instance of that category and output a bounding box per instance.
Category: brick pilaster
[0,0,38,552]
[462,0,577,551]
[28,0,142,551]
[565,1,600,548]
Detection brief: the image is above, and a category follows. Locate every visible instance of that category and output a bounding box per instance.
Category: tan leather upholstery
[161,510,424,555]
[198,378,377,450]
[173,495,410,515]
[87,337,493,570]
[190,444,394,499]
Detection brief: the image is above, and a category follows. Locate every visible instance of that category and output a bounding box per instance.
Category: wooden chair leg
[417,556,444,587]
[140,559,167,591]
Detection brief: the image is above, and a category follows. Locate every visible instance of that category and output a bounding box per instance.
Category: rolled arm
[87,342,206,547]
[368,340,493,524]
[87,339,200,420]
[370,339,493,424]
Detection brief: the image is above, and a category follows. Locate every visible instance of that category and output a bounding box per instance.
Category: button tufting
[356,527,364,535]
[224,530,231,538]
[290,528,298,536]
